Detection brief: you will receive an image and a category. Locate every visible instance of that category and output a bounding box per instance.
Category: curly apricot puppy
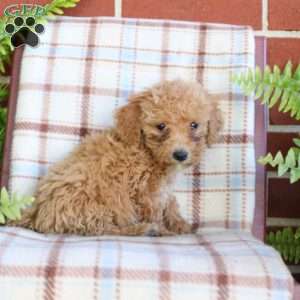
[13,80,223,236]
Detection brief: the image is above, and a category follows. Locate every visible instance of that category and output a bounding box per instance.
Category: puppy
[12,80,223,236]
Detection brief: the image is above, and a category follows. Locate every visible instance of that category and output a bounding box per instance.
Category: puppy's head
[116,80,223,167]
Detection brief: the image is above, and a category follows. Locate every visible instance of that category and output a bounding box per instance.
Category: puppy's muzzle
[172,149,188,162]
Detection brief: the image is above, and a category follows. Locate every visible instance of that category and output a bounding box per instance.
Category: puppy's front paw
[145,223,161,237]
[145,224,175,237]
[170,220,193,235]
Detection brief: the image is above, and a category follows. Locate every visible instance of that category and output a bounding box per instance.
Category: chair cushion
[0,227,293,300]
[7,17,255,231]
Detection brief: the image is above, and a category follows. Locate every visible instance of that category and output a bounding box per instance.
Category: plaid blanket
[9,17,255,231]
[0,227,294,300]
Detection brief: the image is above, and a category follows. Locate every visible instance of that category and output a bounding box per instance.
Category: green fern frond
[0,107,7,160]
[0,16,9,39]
[233,61,300,120]
[0,16,13,73]
[267,227,300,264]
[0,187,34,224]
[258,139,300,183]
[44,0,80,17]
[0,83,9,100]
[0,35,13,74]
[0,82,8,160]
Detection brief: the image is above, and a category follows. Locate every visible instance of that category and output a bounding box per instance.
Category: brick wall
[1,0,300,272]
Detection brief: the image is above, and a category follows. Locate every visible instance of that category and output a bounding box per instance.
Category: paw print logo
[5,16,45,48]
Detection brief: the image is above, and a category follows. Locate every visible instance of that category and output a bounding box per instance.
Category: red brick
[123,0,262,29]
[267,132,298,156]
[0,0,114,17]
[266,132,298,171]
[268,39,300,70]
[269,97,300,128]
[270,105,300,125]
[268,38,300,125]
[64,0,114,17]
[268,178,300,218]
[269,0,300,30]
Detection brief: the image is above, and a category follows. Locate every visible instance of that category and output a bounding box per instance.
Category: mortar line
[267,217,300,227]
[268,125,300,133]
[255,30,300,38]
[267,171,290,179]
[262,0,268,32]
[115,0,122,17]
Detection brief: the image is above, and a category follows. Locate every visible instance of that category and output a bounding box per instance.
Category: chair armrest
[253,37,268,241]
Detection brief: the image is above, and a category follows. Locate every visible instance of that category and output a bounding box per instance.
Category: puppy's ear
[115,94,143,145]
[207,97,224,146]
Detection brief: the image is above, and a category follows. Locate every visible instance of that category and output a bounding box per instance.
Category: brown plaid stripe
[37,43,252,56]
[22,55,250,70]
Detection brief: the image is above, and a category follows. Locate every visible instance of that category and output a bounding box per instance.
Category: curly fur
[11,80,223,236]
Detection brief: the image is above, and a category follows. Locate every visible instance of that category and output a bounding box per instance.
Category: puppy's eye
[190,122,199,129]
[156,123,166,131]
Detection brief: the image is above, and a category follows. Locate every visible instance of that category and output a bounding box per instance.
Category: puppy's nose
[173,149,188,162]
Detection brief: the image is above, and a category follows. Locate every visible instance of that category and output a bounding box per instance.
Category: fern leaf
[269,87,282,107]
[279,89,291,111]
[267,231,275,244]
[267,227,300,264]
[263,65,271,81]
[0,107,7,161]
[293,138,300,147]
[0,187,35,223]
[255,82,264,99]
[0,187,10,206]
[0,211,5,224]
[233,61,300,119]
[272,151,284,166]
[276,230,282,243]
[273,65,281,81]
[0,83,8,100]
[1,205,17,220]
[296,246,300,264]
[278,164,289,177]
[259,148,300,183]
[288,245,295,262]
[44,0,80,16]
[295,228,300,239]
[51,7,64,15]
[262,85,273,104]
[291,168,300,183]
[283,61,292,79]
[283,245,289,261]
[255,66,262,83]
[286,148,296,168]
[294,64,300,80]
[258,153,273,165]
